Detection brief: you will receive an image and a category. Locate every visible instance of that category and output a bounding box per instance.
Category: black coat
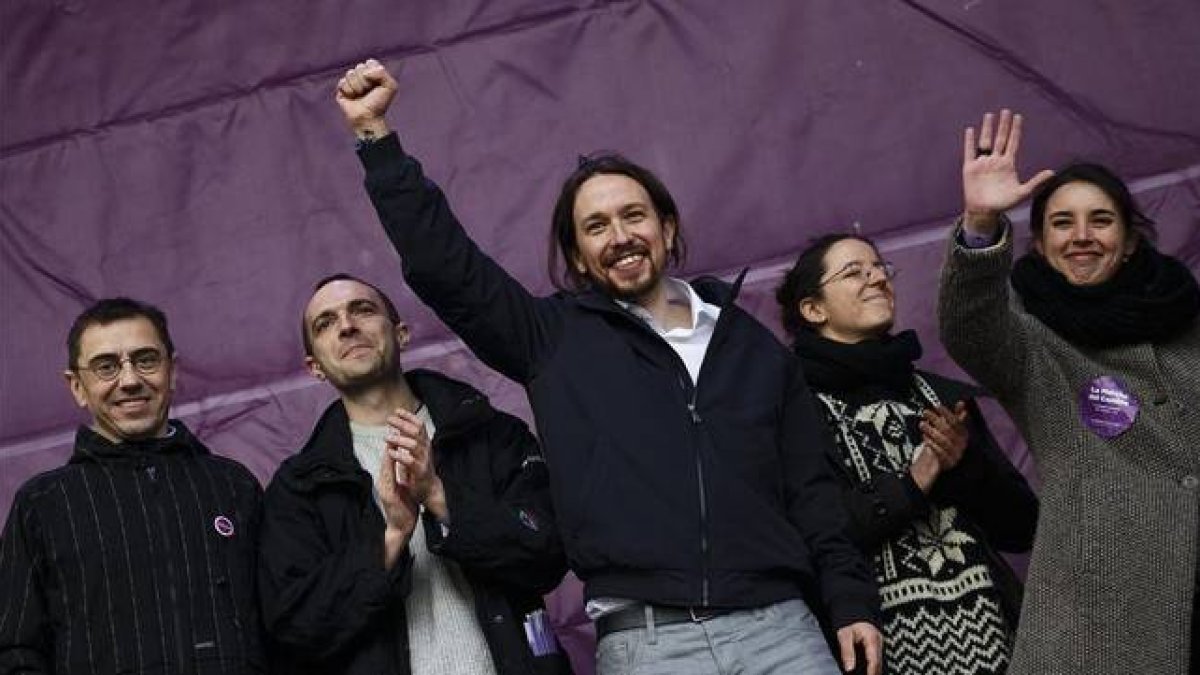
[357,134,878,629]
[257,370,570,675]
[817,371,1038,623]
[0,422,266,675]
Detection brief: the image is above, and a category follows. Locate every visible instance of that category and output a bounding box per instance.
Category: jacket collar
[68,420,207,465]
[573,270,748,317]
[406,369,495,439]
[285,370,496,487]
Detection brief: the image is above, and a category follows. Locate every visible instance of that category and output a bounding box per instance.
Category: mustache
[602,243,650,266]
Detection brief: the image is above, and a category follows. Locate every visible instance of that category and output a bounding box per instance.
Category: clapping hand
[910,402,970,492]
[385,407,449,523]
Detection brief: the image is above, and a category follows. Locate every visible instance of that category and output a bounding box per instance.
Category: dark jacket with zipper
[814,370,1038,624]
[257,370,570,675]
[0,422,265,675]
[355,134,878,629]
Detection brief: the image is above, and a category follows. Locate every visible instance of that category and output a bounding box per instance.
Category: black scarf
[792,329,923,403]
[1010,243,1200,349]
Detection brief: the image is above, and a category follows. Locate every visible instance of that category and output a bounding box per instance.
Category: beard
[589,243,667,303]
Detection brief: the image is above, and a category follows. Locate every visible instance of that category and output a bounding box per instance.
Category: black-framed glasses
[75,348,166,381]
[818,261,898,287]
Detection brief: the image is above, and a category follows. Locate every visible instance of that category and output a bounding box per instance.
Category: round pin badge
[213,515,236,538]
[1079,375,1140,439]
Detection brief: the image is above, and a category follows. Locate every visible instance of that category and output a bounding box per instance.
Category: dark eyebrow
[347,298,379,311]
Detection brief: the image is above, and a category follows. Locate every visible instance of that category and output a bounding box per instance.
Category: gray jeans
[595,598,841,675]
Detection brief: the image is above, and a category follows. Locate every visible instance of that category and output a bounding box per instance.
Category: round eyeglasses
[818,261,898,287]
[75,348,166,381]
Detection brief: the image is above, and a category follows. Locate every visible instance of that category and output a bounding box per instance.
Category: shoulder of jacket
[202,454,263,490]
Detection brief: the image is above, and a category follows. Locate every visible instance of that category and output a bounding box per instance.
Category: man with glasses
[0,297,266,674]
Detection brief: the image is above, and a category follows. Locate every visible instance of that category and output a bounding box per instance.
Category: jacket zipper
[684,387,710,606]
[588,278,746,608]
[683,276,742,607]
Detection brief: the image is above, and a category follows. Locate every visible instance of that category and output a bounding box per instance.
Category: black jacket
[357,134,878,628]
[816,370,1038,623]
[0,422,265,675]
[257,370,570,675]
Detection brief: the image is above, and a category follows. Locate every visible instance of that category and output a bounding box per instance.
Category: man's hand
[335,58,398,140]
[386,408,449,523]
[377,450,418,569]
[836,621,883,675]
[961,109,1054,236]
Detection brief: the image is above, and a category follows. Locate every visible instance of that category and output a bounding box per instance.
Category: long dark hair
[1028,163,1156,244]
[775,234,878,338]
[547,153,687,290]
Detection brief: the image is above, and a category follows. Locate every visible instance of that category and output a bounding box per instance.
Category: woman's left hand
[920,402,969,471]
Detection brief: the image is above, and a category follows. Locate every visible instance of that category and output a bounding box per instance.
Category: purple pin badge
[1079,376,1140,439]
[213,515,236,538]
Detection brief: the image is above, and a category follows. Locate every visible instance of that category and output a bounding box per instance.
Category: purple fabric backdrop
[4,1,1200,670]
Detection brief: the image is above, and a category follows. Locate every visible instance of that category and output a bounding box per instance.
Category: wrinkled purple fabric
[4,2,1200,671]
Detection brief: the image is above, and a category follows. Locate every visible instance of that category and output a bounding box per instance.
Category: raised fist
[335,58,398,138]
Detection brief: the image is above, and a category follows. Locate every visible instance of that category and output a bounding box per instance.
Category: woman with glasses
[777,235,1038,674]
[938,110,1200,675]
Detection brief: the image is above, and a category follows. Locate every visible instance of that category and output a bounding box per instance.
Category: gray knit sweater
[937,225,1200,675]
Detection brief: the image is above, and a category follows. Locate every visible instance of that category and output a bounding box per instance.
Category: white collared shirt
[616,277,721,384]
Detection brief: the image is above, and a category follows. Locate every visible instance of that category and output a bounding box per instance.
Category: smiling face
[570,173,676,305]
[1035,180,1136,286]
[303,279,409,392]
[65,317,175,442]
[798,238,896,344]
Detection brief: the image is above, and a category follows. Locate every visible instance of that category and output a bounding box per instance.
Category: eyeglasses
[75,348,166,381]
[818,260,898,287]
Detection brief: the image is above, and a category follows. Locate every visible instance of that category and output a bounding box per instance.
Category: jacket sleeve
[781,365,881,629]
[0,494,52,674]
[257,474,413,660]
[931,399,1039,553]
[359,134,561,384]
[833,458,931,554]
[937,219,1032,402]
[422,416,568,596]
